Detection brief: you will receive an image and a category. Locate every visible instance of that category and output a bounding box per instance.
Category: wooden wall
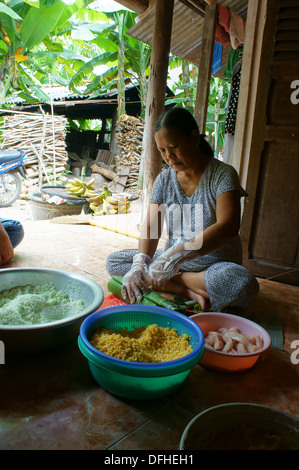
[236,0,299,285]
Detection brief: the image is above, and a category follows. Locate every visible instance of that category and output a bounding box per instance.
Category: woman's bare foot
[185,288,207,311]
[149,275,210,311]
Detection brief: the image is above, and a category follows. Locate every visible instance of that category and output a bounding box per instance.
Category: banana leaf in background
[21,3,65,49]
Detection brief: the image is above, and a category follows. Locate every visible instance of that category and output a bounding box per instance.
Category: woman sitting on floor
[106,107,259,312]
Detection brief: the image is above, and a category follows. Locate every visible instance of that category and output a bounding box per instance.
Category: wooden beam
[231,0,278,186]
[194,3,218,133]
[141,0,175,216]
[187,0,206,13]
[178,0,205,16]
[232,0,276,239]
[114,0,149,14]
[265,126,299,142]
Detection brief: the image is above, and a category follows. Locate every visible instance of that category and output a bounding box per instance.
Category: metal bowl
[0,267,104,355]
[180,403,299,450]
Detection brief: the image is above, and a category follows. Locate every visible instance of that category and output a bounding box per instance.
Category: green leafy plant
[0,0,96,105]
[167,60,230,154]
[0,1,151,118]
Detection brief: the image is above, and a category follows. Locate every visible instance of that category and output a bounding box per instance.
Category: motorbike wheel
[0,172,22,207]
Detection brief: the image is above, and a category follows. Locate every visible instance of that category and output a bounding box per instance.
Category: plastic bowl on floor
[78,305,205,400]
[180,403,299,450]
[190,312,271,373]
[27,191,85,220]
[0,267,104,355]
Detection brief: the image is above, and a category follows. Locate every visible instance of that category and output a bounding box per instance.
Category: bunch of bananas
[86,186,112,214]
[102,195,131,215]
[66,171,131,216]
[65,177,97,198]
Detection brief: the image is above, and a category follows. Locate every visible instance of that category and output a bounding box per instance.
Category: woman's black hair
[154,107,214,157]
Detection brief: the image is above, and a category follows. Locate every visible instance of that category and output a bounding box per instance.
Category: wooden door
[238,0,299,286]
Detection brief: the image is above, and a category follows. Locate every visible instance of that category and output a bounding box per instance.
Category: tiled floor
[0,199,298,450]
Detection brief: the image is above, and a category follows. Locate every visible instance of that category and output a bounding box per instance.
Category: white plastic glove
[121,253,152,303]
[147,238,201,284]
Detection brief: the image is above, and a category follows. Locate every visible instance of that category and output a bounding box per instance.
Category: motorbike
[0,149,28,207]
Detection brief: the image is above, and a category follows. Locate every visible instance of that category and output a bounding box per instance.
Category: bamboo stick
[0,110,68,186]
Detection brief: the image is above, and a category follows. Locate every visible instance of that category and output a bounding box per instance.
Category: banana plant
[1,2,150,121]
[206,76,230,152]
[67,9,151,117]
[109,10,151,118]
[0,1,23,104]
[124,33,151,116]
[168,61,230,153]
[0,0,94,105]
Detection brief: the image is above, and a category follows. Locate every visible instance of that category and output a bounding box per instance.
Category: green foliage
[0,0,95,104]
[0,0,152,118]
[21,2,65,49]
[0,0,228,148]
[168,63,230,153]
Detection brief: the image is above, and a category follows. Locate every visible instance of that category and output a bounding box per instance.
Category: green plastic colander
[78,305,205,400]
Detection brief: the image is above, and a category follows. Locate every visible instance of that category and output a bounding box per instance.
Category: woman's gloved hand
[147,238,201,284]
[121,253,152,303]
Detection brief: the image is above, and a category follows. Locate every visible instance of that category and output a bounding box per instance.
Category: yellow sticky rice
[90,323,193,363]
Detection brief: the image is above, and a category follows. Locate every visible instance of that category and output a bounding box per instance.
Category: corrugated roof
[125,0,248,71]
[3,83,174,119]
[4,82,148,107]
[4,85,90,105]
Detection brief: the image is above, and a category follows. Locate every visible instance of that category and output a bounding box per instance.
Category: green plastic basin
[78,305,205,400]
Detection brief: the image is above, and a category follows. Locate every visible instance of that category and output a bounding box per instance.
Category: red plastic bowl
[190,312,272,373]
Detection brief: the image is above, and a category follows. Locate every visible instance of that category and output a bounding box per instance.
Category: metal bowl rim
[180,402,299,450]
[0,267,104,330]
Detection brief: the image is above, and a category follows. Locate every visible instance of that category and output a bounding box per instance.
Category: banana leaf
[107,276,187,312]
[22,3,65,49]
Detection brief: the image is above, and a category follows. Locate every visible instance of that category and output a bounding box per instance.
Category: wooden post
[231,0,271,186]
[194,3,218,133]
[141,0,174,220]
